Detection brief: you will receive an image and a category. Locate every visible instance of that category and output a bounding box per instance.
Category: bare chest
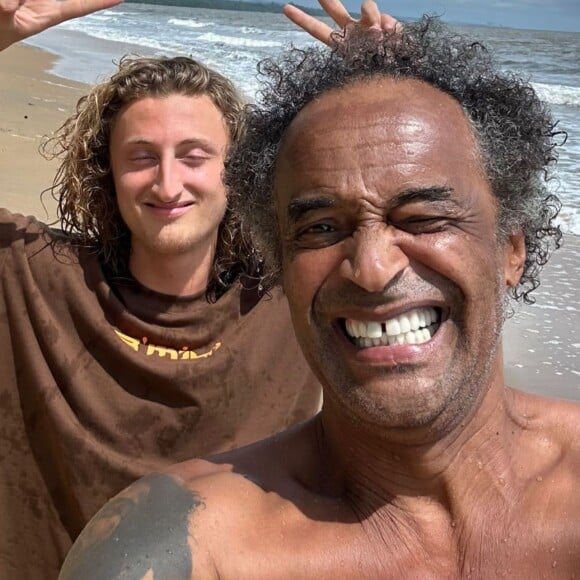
[213,516,579,579]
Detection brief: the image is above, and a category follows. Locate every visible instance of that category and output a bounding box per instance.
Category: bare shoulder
[59,462,264,580]
[518,390,580,442]
[509,387,580,434]
[58,469,217,579]
[510,389,580,504]
[60,419,319,580]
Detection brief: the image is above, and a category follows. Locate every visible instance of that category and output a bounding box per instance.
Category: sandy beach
[0,42,578,401]
[0,43,88,221]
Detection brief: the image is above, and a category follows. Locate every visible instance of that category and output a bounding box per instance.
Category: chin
[146,234,207,256]
[324,369,467,434]
[351,392,447,428]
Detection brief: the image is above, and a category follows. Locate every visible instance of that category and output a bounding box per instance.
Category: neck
[318,361,525,520]
[129,241,217,297]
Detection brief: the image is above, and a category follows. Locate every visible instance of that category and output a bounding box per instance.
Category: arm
[0,0,123,51]
[284,0,401,46]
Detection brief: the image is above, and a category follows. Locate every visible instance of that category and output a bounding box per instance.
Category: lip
[144,202,194,219]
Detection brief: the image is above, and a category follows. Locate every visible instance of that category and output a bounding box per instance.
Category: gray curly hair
[226,16,564,304]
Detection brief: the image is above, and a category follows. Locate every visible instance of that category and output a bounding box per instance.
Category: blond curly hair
[42,55,254,299]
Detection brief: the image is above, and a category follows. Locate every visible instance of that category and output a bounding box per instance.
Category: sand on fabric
[0,42,88,222]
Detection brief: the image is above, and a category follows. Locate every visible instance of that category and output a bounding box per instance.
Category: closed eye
[181,155,209,167]
[394,217,453,235]
[128,148,158,162]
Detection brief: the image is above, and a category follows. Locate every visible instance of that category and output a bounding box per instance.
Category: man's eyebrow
[286,187,455,221]
[287,196,337,223]
[391,186,456,207]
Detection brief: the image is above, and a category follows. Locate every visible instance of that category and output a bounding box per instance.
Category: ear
[504,231,526,288]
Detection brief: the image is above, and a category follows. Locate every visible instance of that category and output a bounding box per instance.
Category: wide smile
[342,306,442,349]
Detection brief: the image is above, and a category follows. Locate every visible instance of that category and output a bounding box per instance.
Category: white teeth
[418,310,426,328]
[366,321,382,339]
[386,319,401,336]
[344,307,440,348]
[409,311,420,331]
[391,334,405,345]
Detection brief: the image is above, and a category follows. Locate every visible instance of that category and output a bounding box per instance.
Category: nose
[339,225,409,293]
[153,156,184,201]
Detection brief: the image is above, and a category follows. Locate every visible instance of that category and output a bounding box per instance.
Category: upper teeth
[345,307,440,347]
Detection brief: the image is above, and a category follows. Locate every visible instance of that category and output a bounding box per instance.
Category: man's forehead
[286,77,464,135]
[278,76,477,171]
[277,76,477,175]
[273,76,490,216]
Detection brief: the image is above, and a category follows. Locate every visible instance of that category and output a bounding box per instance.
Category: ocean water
[25,3,580,235]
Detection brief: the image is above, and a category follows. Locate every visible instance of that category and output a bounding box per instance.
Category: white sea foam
[197,32,282,49]
[87,14,115,21]
[58,20,174,52]
[532,82,580,107]
[168,18,212,29]
[556,211,580,235]
[240,26,264,35]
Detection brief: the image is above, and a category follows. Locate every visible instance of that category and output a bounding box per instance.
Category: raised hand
[284,0,400,46]
[0,0,123,51]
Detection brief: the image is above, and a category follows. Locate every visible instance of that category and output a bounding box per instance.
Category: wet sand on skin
[0,43,578,401]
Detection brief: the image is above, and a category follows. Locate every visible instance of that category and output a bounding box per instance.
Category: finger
[283,4,334,45]
[359,0,381,29]
[315,0,353,29]
[380,13,402,32]
[0,0,23,15]
[58,0,123,23]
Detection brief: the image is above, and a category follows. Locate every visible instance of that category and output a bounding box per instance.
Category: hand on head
[284,0,401,46]
[0,0,122,51]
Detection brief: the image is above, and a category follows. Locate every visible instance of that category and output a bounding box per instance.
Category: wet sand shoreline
[0,43,88,221]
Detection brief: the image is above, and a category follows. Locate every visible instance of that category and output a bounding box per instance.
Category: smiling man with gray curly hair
[61,14,579,580]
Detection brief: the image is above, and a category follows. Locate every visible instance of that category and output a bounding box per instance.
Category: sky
[296,0,580,32]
